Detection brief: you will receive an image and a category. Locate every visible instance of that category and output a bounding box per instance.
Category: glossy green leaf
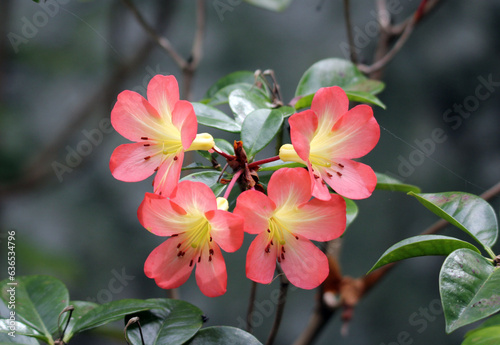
[409,192,498,250]
[462,326,500,345]
[295,58,384,97]
[0,276,69,343]
[205,83,253,106]
[69,299,159,335]
[214,138,235,156]
[204,71,256,100]
[192,102,241,133]
[375,173,421,193]
[185,326,263,345]
[241,109,284,159]
[181,171,227,197]
[62,301,99,342]
[463,314,500,344]
[345,91,386,109]
[294,91,385,110]
[0,332,39,344]
[126,298,203,345]
[440,249,500,333]
[344,198,358,229]
[229,89,271,125]
[273,105,295,118]
[368,235,481,273]
[0,320,43,341]
[243,0,294,11]
[258,160,305,172]
[182,162,214,171]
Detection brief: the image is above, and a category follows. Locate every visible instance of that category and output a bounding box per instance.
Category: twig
[182,0,206,100]
[342,0,358,64]
[266,270,289,345]
[358,0,443,75]
[121,0,186,69]
[246,281,258,333]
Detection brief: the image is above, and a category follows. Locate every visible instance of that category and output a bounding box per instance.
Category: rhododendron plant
[110,75,214,196]
[234,168,346,289]
[138,180,244,297]
[279,86,380,200]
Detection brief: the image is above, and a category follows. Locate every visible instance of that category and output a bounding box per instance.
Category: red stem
[212,146,235,160]
[248,155,280,169]
[223,169,243,200]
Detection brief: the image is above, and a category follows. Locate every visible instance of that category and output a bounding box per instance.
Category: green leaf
[205,83,253,106]
[344,198,358,229]
[241,109,284,159]
[62,301,99,342]
[463,314,500,344]
[0,320,43,341]
[295,58,385,108]
[192,102,241,133]
[229,89,271,125]
[243,0,294,11]
[409,192,498,251]
[295,58,384,96]
[345,91,386,109]
[462,326,500,345]
[185,326,263,345]
[440,249,500,333]
[368,235,481,273]
[258,160,305,172]
[0,276,69,343]
[182,162,214,171]
[204,71,256,100]
[294,91,385,110]
[375,173,421,193]
[272,105,295,118]
[0,331,39,344]
[126,298,203,345]
[69,299,159,335]
[214,138,235,156]
[181,171,227,197]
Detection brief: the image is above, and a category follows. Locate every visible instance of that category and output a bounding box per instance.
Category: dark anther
[336,172,342,177]
[189,260,193,267]
[326,172,333,178]
[209,248,214,255]
[338,163,344,168]
[281,253,285,260]
[141,136,149,140]
[314,174,320,179]
[209,255,212,262]
[267,229,271,233]
[144,144,150,147]
[174,156,178,161]
[144,156,151,160]
[154,167,159,172]
[177,243,182,248]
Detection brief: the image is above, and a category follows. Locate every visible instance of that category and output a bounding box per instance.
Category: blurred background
[1,0,500,344]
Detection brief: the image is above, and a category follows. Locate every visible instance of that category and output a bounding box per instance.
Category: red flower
[280,86,380,200]
[234,168,346,289]
[138,181,244,297]
[110,75,214,196]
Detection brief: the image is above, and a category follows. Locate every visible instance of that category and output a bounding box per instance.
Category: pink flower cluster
[110,75,379,297]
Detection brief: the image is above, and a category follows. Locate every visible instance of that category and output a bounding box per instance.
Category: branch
[121,0,187,69]
[358,0,443,76]
[182,0,206,100]
[266,270,289,345]
[342,0,358,64]
[246,282,258,333]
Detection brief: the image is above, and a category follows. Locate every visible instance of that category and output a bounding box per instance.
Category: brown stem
[246,281,258,333]
[342,0,358,64]
[121,0,186,69]
[266,271,289,345]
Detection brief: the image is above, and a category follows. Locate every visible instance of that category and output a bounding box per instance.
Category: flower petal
[322,158,377,199]
[195,244,227,297]
[153,151,184,197]
[172,100,197,150]
[147,75,180,123]
[329,104,380,159]
[289,110,318,162]
[234,190,275,234]
[111,90,165,142]
[308,161,331,201]
[206,210,244,253]
[144,237,194,289]
[276,194,346,242]
[280,234,329,289]
[138,192,190,236]
[310,86,349,131]
[110,142,162,182]
[246,232,277,285]
[170,180,217,214]
[267,168,312,208]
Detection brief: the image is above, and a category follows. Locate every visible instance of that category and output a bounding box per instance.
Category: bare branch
[342,0,358,64]
[121,0,187,69]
